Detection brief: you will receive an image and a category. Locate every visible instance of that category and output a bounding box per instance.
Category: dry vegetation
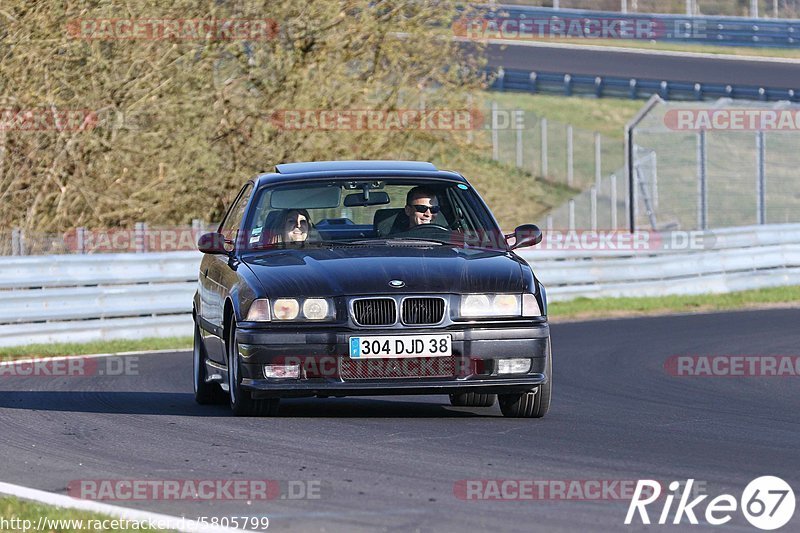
[0,1,494,231]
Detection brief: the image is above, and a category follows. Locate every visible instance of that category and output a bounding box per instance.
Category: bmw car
[193,161,551,417]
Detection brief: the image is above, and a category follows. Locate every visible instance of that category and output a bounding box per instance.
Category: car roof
[254,160,467,187]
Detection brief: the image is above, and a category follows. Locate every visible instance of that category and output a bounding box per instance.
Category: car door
[203,182,253,363]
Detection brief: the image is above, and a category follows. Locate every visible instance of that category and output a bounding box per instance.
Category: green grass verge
[0,336,192,360]
[0,496,171,532]
[482,92,640,139]
[549,285,800,320]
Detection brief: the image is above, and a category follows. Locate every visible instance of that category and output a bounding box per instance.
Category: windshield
[239,178,506,251]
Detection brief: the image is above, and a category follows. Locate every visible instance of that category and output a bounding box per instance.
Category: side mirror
[507,224,543,250]
[197,232,230,255]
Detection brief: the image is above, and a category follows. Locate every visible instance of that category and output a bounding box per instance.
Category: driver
[404,186,440,228]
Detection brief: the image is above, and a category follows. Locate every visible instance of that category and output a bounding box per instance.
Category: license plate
[349,334,452,359]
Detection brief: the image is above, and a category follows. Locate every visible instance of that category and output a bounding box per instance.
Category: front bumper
[236,323,550,398]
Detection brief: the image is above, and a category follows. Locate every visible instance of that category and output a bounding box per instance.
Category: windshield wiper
[348,238,445,246]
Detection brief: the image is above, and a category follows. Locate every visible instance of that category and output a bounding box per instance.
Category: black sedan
[193,161,551,417]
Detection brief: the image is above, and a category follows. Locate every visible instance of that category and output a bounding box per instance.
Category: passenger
[263,209,313,245]
[281,209,311,243]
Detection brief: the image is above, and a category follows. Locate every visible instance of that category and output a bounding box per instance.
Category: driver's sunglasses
[412,205,441,214]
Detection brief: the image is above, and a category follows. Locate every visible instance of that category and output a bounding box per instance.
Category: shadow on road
[0,391,496,418]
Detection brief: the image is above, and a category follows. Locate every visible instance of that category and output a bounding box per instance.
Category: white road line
[457,36,800,64]
[0,481,259,533]
[0,349,189,367]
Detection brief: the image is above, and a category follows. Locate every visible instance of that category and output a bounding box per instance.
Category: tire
[498,345,552,418]
[193,321,226,405]
[227,318,279,417]
[449,392,496,407]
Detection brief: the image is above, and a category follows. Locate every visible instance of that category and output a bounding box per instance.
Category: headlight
[273,298,300,320]
[244,298,335,321]
[302,298,331,320]
[459,294,520,318]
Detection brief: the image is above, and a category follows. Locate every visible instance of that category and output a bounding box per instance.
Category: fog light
[497,358,532,375]
[263,364,300,379]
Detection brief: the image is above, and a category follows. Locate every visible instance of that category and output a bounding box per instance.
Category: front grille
[340,357,456,380]
[352,298,396,326]
[401,297,445,325]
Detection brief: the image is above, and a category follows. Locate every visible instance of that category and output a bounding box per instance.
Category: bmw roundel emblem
[389,280,405,288]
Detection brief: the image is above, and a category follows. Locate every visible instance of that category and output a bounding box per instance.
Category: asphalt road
[1,309,798,532]
[485,42,800,88]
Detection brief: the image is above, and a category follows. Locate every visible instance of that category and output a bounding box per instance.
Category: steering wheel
[404,223,451,235]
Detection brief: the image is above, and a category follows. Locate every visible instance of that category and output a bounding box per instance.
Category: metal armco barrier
[1,224,799,347]
[489,67,799,102]
[475,5,800,48]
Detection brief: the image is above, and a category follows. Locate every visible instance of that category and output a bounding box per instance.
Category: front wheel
[449,392,496,407]
[498,347,552,418]
[227,318,279,417]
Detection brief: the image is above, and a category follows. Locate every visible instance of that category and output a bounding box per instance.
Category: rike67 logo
[626,477,795,530]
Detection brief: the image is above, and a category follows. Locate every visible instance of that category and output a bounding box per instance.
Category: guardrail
[1,224,798,347]
[489,67,799,102]
[478,5,800,48]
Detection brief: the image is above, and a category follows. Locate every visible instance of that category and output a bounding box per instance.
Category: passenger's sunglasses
[412,205,441,214]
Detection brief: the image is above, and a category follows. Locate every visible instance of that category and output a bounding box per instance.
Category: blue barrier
[467,5,800,48]
[488,67,799,102]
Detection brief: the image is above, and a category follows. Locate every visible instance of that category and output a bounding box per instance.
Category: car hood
[242,245,525,297]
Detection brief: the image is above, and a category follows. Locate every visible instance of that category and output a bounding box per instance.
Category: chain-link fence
[0,221,212,256]
[479,102,624,192]
[628,97,800,231]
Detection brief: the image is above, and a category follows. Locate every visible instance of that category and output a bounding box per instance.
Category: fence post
[567,125,574,186]
[590,186,598,231]
[516,127,523,168]
[497,67,505,92]
[756,131,766,225]
[594,132,602,189]
[491,101,499,161]
[11,227,21,256]
[135,222,147,253]
[568,199,575,231]
[651,151,659,210]
[541,118,548,179]
[466,94,474,145]
[611,174,618,230]
[696,130,708,230]
[76,227,87,254]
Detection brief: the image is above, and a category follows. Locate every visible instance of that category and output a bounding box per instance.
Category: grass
[482,92,641,139]
[549,285,800,321]
[0,336,192,360]
[0,496,172,532]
